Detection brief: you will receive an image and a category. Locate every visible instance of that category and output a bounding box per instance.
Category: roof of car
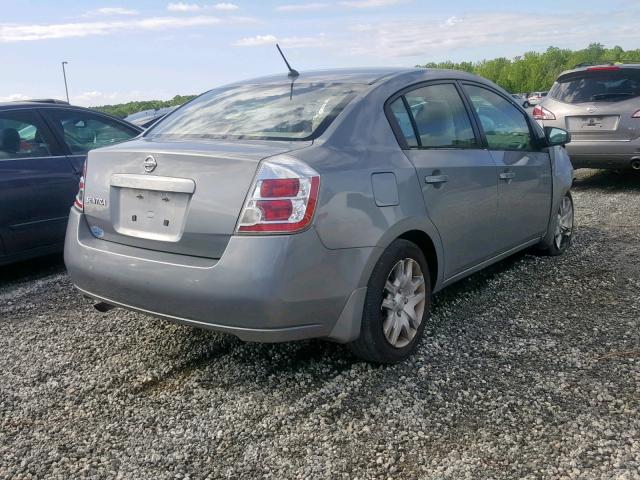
[560,63,640,77]
[0,100,80,110]
[233,68,421,85]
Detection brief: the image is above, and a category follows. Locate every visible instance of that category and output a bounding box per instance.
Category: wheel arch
[357,217,444,292]
[397,230,438,290]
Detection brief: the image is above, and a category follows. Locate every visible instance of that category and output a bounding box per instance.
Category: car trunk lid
[83,138,311,259]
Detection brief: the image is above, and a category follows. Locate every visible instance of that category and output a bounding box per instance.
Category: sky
[1,0,639,106]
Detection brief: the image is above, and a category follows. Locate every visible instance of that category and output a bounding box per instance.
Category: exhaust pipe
[94,302,116,313]
[631,158,640,170]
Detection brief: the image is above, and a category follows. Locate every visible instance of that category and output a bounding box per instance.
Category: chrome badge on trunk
[143,156,157,173]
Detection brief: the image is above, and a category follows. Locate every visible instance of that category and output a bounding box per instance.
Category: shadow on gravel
[573,169,640,192]
[0,253,65,286]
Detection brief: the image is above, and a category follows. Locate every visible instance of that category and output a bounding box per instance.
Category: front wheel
[348,239,431,364]
[539,192,574,256]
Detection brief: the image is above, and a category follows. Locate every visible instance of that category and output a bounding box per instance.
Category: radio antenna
[276,44,299,78]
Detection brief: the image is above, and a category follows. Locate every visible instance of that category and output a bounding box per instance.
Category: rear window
[147,82,365,141]
[549,69,640,103]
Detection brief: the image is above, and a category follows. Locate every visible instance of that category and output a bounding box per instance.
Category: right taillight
[632,110,640,118]
[532,105,556,120]
[74,161,87,211]
[236,157,320,234]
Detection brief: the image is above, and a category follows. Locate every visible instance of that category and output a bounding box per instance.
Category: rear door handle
[499,172,516,180]
[425,174,449,185]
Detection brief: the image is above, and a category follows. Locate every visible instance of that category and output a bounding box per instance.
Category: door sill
[440,237,541,289]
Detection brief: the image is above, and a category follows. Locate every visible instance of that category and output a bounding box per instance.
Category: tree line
[91,94,196,118]
[91,44,640,118]
[417,43,640,94]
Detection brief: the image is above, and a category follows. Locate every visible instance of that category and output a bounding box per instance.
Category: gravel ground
[1,169,638,480]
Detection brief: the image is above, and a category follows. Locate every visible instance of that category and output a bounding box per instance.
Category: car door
[41,108,141,174]
[387,82,499,280]
[462,84,552,252]
[0,108,75,254]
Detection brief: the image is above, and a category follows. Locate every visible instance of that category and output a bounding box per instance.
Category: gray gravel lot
[1,169,639,480]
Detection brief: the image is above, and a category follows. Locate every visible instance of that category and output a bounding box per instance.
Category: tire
[538,192,574,256]
[348,239,431,364]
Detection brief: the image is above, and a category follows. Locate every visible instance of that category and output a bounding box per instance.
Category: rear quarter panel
[294,71,452,288]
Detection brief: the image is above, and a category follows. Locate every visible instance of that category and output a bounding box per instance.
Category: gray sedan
[64,68,574,363]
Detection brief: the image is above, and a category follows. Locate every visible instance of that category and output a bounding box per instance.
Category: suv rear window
[147,82,365,141]
[549,68,640,103]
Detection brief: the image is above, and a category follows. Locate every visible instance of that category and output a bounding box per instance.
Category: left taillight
[532,105,556,120]
[74,161,86,211]
[236,157,320,234]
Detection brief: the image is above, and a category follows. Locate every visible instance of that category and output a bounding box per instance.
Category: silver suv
[534,64,640,170]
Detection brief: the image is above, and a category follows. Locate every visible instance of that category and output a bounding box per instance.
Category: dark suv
[0,100,142,266]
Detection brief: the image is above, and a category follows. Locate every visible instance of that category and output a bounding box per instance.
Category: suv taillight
[236,157,320,234]
[74,161,87,211]
[532,105,556,120]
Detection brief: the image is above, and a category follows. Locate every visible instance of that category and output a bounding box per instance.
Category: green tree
[416,44,640,93]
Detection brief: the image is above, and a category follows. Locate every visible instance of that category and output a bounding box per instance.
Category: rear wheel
[348,239,431,364]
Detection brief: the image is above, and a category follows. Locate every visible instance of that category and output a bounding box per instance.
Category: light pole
[61,61,69,103]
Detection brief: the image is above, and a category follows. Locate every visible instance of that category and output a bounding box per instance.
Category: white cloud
[233,33,330,48]
[0,93,31,102]
[214,2,240,10]
[167,2,239,12]
[346,10,640,58]
[0,15,258,42]
[339,0,409,8]
[444,16,460,26]
[83,7,139,17]
[233,34,277,46]
[275,3,330,12]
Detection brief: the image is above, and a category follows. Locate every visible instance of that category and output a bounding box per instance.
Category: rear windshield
[147,82,365,141]
[549,69,640,103]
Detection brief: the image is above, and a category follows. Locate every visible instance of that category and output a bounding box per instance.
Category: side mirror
[544,126,571,147]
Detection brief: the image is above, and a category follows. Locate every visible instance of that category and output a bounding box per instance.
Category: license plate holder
[115,188,189,241]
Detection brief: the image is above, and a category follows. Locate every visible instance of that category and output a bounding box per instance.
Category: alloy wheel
[381,258,426,348]
[554,195,574,250]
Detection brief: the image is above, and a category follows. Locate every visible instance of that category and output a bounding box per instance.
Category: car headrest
[1,128,20,154]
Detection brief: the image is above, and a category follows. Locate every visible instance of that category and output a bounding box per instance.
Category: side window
[46,110,138,155]
[404,84,477,149]
[389,98,418,147]
[0,110,53,160]
[463,85,533,151]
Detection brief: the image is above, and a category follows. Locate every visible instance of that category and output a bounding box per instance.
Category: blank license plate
[115,188,189,241]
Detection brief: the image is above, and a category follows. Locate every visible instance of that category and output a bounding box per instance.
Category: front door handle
[499,172,516,180]
[425,174,449,185]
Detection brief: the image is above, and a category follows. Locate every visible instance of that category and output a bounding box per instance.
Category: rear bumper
[64,208,374,343]
[565,140,640,169]
[537,119,640,169]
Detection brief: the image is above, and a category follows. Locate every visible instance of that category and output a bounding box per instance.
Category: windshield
[549,69,640,103]
[147,82,365,141]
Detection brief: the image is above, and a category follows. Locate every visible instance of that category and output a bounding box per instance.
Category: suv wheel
[348,239,431,364]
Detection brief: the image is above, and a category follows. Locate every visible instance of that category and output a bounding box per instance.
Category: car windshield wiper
[590,92,634,101]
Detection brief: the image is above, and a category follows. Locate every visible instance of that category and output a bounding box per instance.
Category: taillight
[237,157,320,234]
[632,110,640,118]
[532,105,556,120]
[74,161,87,211]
